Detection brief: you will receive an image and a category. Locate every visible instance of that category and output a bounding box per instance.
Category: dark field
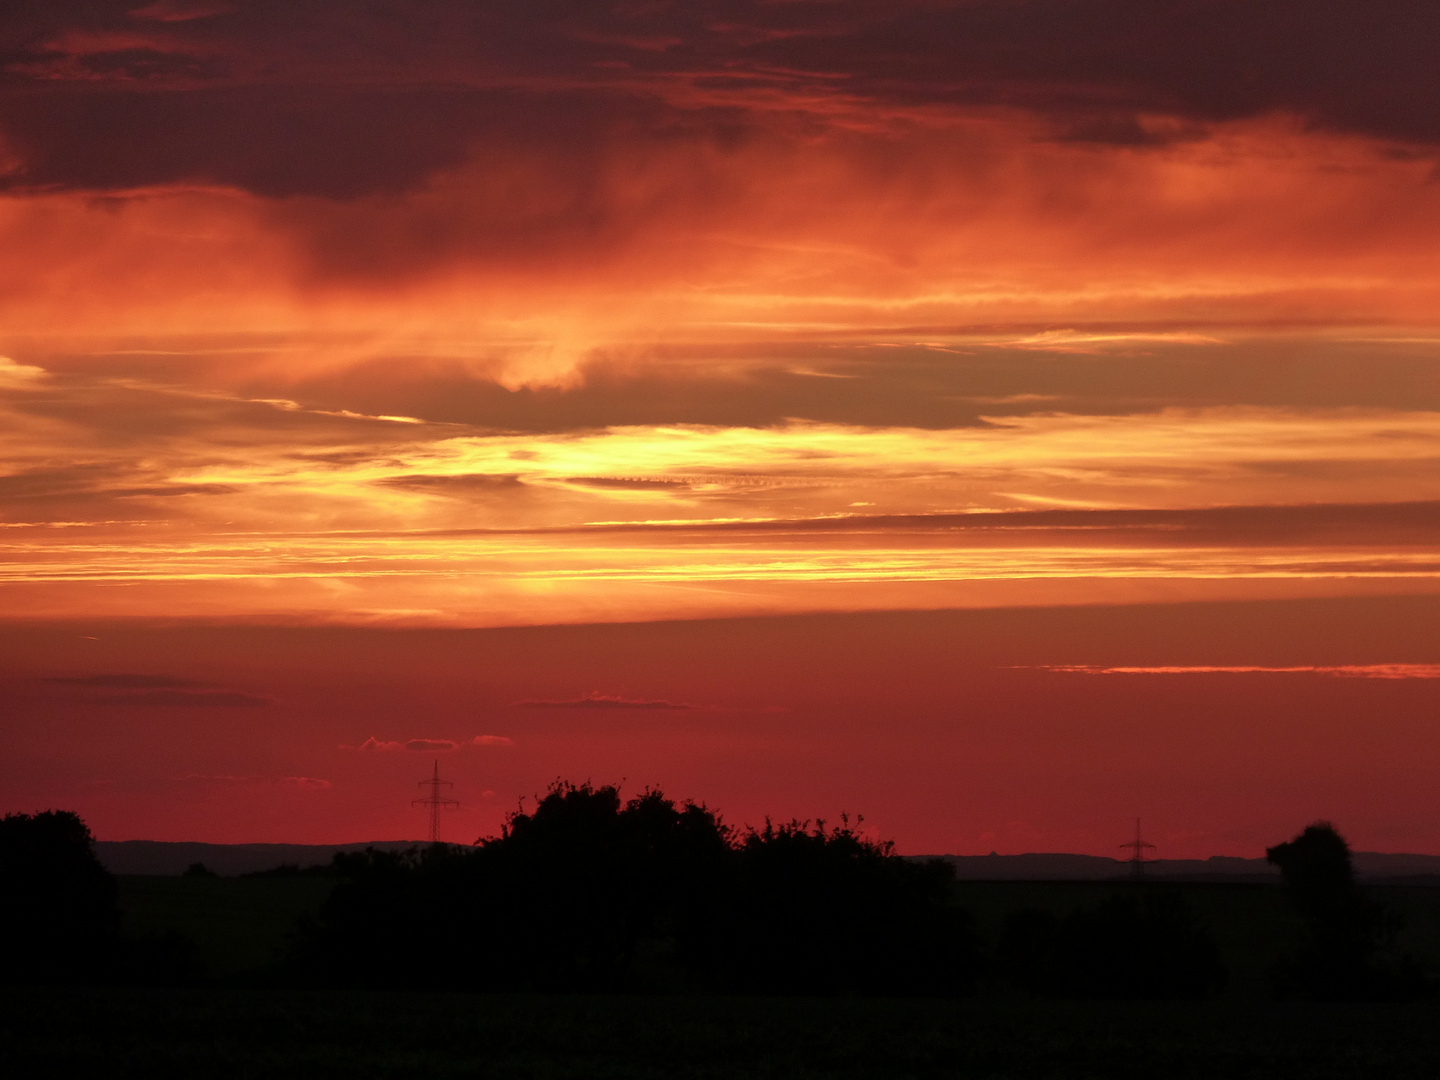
[7,985,1440,1078]
[954,879,1440,1000]
[120,874,335,979]
[116,874,1440,993]
[35,875,1433,1076]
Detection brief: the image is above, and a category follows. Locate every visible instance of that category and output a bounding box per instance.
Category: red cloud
[341,736,457,752]
[280,776,332,790]
[406,738,458,752]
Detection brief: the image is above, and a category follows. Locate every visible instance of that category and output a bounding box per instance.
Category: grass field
[115,873,1440,996]
[27,877,1438,1076]
[954,879,1440,999]
[7,985,1440,1078]
[115,869,1440,996]
[119,874,336,978]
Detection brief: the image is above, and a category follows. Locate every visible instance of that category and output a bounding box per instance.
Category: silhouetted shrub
[1267,821,1429,1000]
[0,810,207,986]
[183,861,218,878]
[0,810,122,984]
[999,890,1226,999]
[293,784,735,991]
[693,817,979,995]
[291,785,979,995]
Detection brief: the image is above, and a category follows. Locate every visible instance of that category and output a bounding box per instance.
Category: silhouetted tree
[695,816,979,995]
[0,810,121,983]
[293,783,734,991]
[999,890,1225,999]
[1266,821,1428,1000]
[0,810,205,986]
[291,785,980,995]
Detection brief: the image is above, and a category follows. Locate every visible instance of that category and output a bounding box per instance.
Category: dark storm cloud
[3,2,1440,198]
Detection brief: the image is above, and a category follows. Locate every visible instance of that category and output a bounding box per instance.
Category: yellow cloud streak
[159,408,1440,528]
[6,400,1440,621]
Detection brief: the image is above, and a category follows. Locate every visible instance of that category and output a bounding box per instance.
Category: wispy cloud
[342,736,459,752]
[1033,664,1440,679]
[86,690,269,707]
[1006,330,1224,353]
[514,692,705,711]
[279,776,332,790]
[405,738,458,752]
[178,773,330,789]
[471,734,515,746]
[46,673,205,689]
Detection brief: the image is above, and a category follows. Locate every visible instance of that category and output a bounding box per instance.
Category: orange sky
[5,1,1440,855]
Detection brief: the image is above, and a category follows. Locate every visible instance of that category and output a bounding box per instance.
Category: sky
[5,1,1440,856]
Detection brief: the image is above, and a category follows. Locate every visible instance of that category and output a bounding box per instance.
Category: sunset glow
[6,2,1440,857]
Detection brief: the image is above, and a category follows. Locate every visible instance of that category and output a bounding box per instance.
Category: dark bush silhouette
[1266,821,1429,1000]
[0,810,122,984]
[695,817,978,995]
[292,784,979,994]
[183,861,218,878]
[999,890,1226,999]
[0,810,205,986]
[293,783,734,991]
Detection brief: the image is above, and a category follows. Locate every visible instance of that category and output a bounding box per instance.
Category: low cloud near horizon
[342,736,511,751]
[178,773,330,790]
[1036,664,1440,679]
[45,674,207,689]
[86,690,269,707]
[513,693,704,711]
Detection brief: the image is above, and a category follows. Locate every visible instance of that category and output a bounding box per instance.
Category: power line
[1120,817,1156,880]
[413,759,459,844]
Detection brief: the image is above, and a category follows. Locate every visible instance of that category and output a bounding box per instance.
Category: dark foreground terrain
[56,873,1438,1078]
[11,809,1440,1074]
[115,874,1440,992]
[6,985,1440,1079]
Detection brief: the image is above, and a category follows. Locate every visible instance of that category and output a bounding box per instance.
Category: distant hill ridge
[97,840,428,877]
[95,840,1440,879]
[923,851,1440,882]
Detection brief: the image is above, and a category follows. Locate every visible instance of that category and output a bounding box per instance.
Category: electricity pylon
[413,759,459,843]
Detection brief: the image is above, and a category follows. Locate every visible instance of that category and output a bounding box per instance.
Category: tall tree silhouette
[1266,821,1427,999]
[0,810,121,983]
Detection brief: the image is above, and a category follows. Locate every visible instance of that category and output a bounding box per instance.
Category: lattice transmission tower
[413,759,459,843]
[1120,817,1156,880]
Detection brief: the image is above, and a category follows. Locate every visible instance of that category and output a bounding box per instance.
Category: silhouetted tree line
[292,783,979,994]
[4,800,1433,999]
[0,811,202,986]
